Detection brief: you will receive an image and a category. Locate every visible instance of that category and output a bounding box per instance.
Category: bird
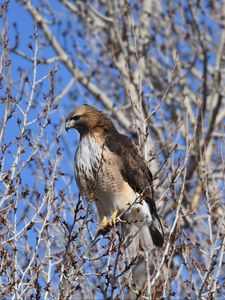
[65,104,164,252]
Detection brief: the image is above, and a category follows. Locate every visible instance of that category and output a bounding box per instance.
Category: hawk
[65,104,164,251]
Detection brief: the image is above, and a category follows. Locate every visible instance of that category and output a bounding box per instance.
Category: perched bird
[65,104,164,251]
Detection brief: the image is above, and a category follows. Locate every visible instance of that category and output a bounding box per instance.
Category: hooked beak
[65,118,72,132]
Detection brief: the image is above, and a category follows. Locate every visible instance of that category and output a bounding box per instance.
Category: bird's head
[65,104,114,135]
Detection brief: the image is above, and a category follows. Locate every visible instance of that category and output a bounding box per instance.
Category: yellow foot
[97,210,118,235]
[99,216,108,231]
[109,210,118,226]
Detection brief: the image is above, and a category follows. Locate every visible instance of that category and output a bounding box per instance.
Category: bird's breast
[75,134,136,217]
[75,134,102,194]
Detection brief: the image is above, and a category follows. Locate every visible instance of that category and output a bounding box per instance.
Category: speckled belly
[75,135,136,219]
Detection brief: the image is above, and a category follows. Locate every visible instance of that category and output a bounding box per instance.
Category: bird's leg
[98,210,118,235]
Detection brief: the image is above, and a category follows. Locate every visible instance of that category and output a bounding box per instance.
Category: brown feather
[66,104,164,247]
[104,130,164,247]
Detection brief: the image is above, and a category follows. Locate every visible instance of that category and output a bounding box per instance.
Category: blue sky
[1,1,224,298]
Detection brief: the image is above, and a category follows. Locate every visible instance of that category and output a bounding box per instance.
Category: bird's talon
[97,210,118,235]
[109,210,118,227]
[99,216,108,231]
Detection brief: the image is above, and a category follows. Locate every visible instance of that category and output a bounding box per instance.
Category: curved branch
[19,0,131,131]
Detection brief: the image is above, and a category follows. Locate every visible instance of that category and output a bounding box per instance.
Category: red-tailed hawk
[65,105,164,252]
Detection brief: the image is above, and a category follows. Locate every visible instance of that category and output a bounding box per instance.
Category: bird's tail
[149,213,164,248]
[121,218,163,297]
[121,223,153,298]
[121,213,164,254]
[138,219,163,251]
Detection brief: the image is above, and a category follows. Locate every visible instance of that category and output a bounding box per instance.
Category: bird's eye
[73,115,80,121]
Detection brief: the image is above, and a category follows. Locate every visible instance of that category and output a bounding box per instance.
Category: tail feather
[121,210,164,298]
[149,226,164,247]
[139,225,154,250]
[150,214,164,248]
[121,216,164,253]
[122,224,158,298]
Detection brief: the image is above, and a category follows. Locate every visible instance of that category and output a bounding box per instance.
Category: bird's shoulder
[103,129,153,193]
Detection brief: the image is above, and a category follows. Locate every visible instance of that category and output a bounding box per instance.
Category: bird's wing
[105,132,154,206]
[105,131,164,247]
